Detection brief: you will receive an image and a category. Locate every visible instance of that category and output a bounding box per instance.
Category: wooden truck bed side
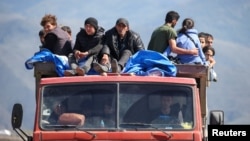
[175,64,210,119]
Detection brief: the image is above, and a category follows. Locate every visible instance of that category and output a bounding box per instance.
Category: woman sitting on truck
[164,18,207,65]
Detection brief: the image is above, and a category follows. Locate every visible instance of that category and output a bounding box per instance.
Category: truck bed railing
[175,64,210,119]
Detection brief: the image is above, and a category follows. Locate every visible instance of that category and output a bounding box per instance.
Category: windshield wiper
[45,125,96,139]
[120,123,172,140]
[150,126,172,140]
[45,125,96,140]
[76,127,96,140]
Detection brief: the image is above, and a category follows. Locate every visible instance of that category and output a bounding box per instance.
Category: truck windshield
[40,83,193,130]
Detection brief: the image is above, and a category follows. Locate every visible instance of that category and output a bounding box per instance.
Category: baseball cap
[116,18,129,27]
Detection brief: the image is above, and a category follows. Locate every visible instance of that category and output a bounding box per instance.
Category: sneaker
[75,67,85,76]
[64,70,76,76]
[93,62,109,73]
[111,59,119,73]
[71,63,78,70]
[100,72,107,76]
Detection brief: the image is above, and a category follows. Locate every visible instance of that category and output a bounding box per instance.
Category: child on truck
[64,17,105,76]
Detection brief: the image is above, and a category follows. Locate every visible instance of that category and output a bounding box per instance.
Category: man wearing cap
[64,17,105,76]
[93,18,145,74]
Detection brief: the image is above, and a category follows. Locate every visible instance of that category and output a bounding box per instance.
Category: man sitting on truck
[150,95,183,125]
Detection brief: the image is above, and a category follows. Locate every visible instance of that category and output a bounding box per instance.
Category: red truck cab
[11,62,223,141]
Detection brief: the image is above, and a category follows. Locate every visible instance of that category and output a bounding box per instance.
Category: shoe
[75,67,85,76]
[64,70,76,76]
[71,63,78,70]
[111,59,120,73]
[93,62,109,73]
[100,72,107,76]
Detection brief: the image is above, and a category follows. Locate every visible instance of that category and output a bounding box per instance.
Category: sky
[1,0,250,130]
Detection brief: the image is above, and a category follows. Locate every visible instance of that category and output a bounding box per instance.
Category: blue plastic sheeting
[122,50,177,77]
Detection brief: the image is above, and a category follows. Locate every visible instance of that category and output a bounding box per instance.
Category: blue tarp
[25,49,176,77]
[25,49,69,77]
[122,50,177,76]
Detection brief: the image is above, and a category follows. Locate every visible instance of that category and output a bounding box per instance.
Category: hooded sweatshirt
[176,29,206,64]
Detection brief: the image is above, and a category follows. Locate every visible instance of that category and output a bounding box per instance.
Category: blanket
[122,50,177,76]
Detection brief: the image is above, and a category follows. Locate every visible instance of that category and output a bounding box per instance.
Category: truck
[11,62,224,141]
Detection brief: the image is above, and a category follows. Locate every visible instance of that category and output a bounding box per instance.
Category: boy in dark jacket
[64,17,105,76]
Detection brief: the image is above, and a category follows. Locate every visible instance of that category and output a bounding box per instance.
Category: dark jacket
[101,27,145,60]
[73,26,105,57]
[43,27,73,56]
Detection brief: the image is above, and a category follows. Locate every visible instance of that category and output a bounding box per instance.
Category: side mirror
[11,103,23,129]
[209,110,224,125]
